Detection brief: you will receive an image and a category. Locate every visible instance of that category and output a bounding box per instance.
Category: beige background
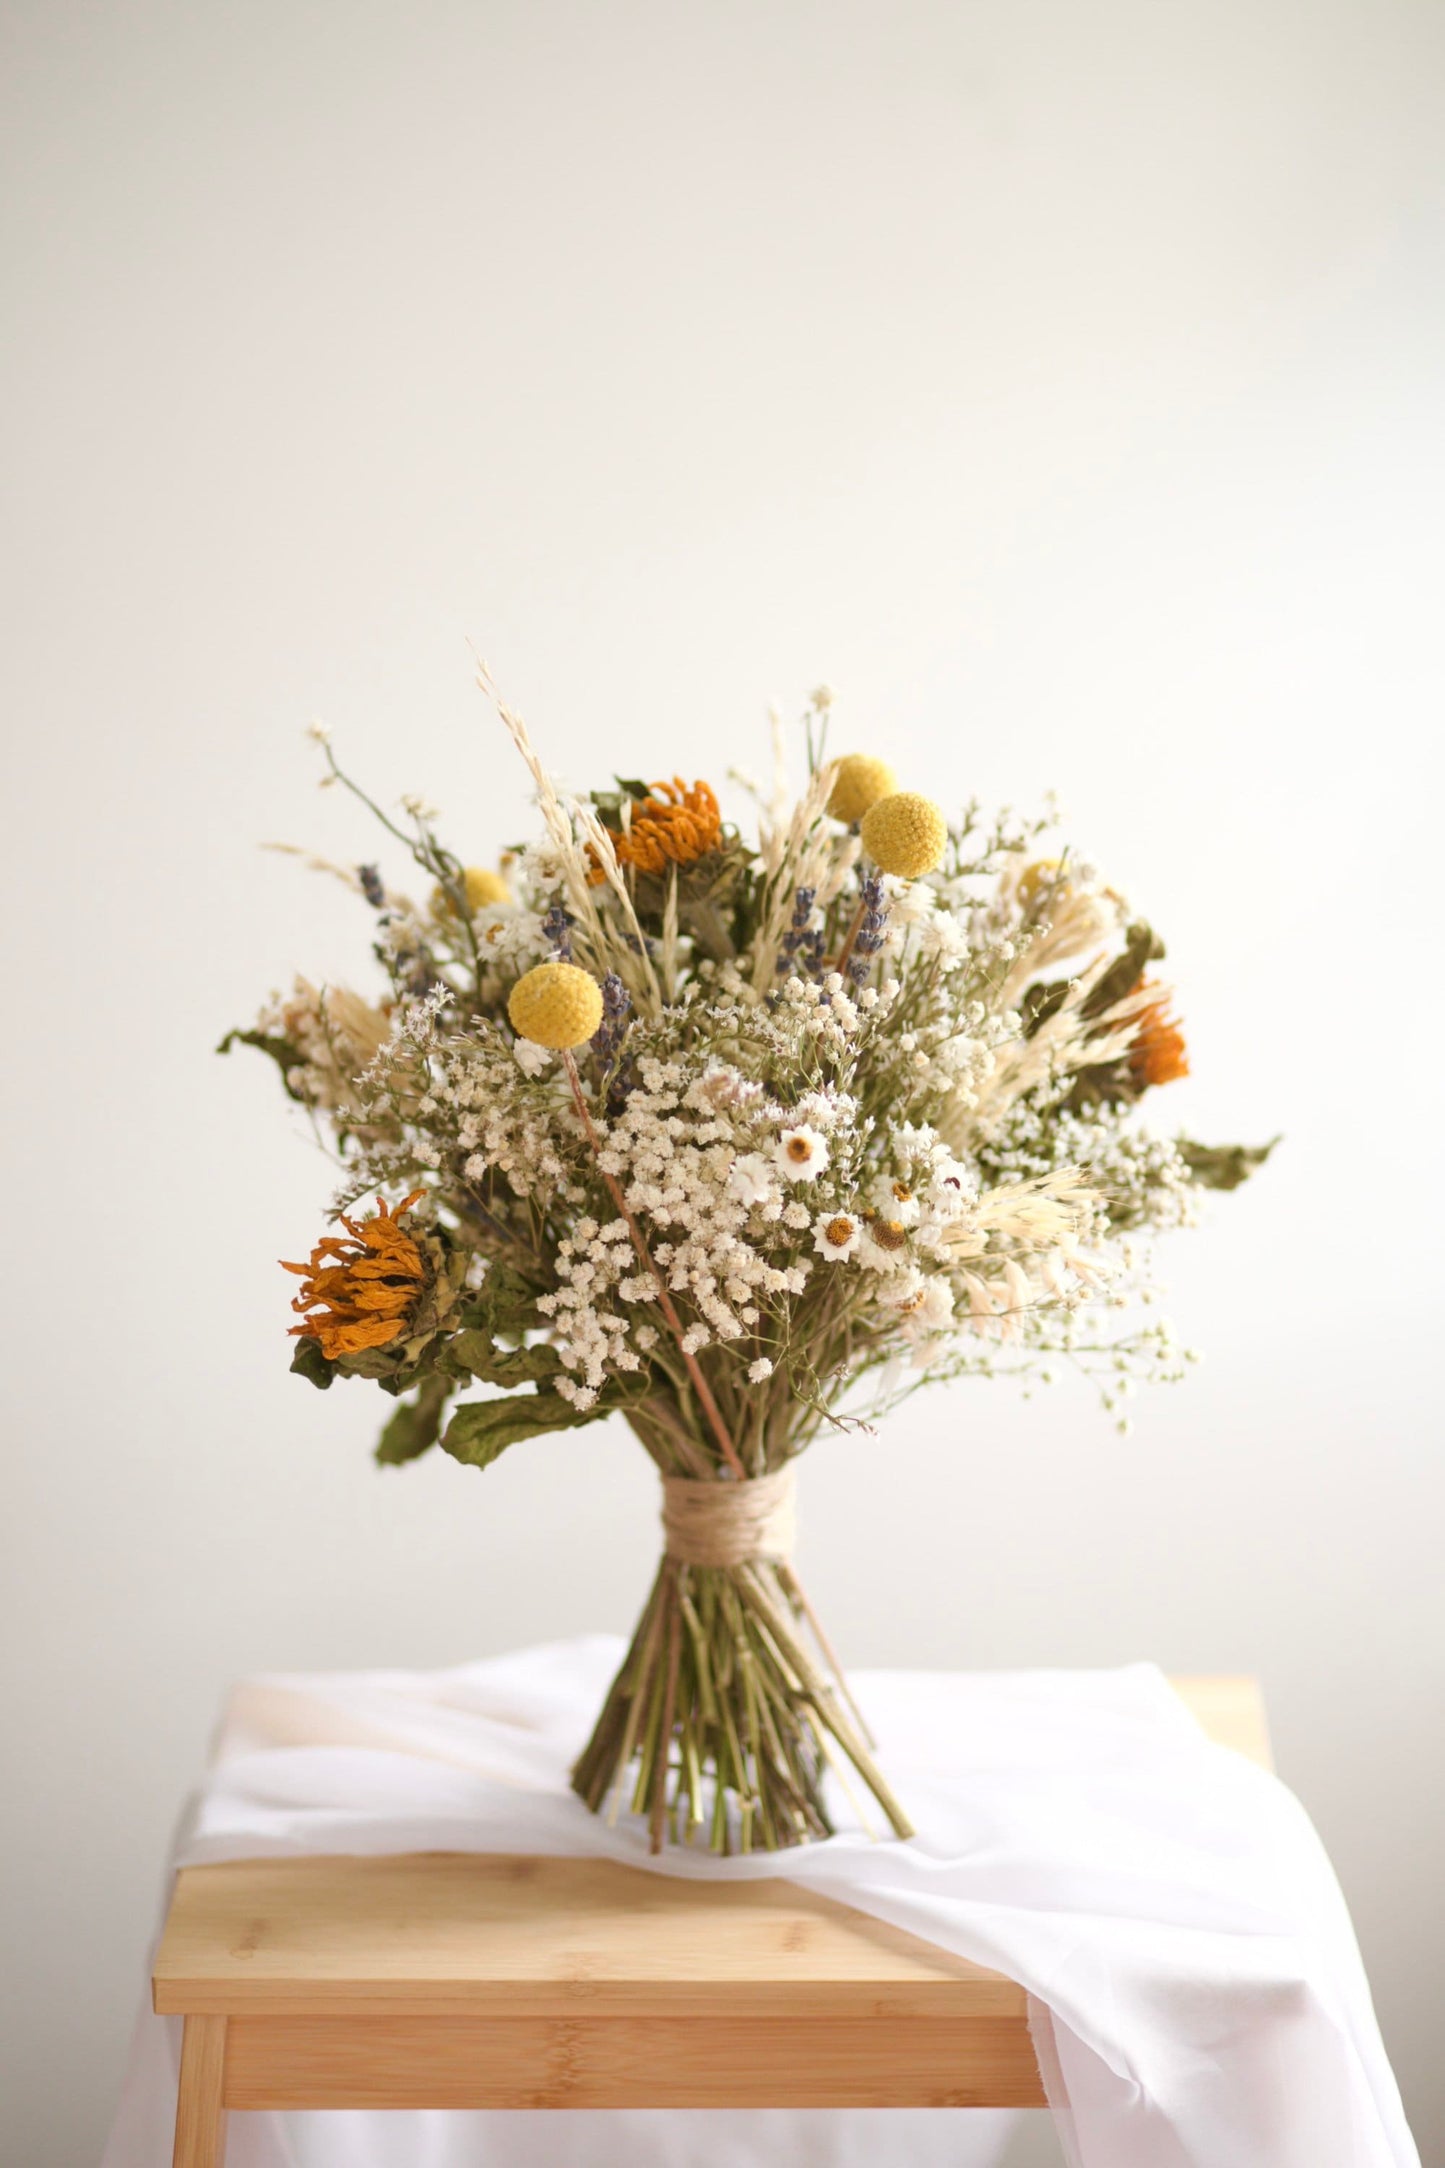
[2,3,1442,2162]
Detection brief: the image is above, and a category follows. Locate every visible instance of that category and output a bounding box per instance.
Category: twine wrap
[661,1467,797,1568]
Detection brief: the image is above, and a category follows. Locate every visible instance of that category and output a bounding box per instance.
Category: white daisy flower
[869,1174,921,1227]
[775,1125,829,1182]
[813,1209,862,1262]
[858,1216,912,1272]
[888,1274,956,1338]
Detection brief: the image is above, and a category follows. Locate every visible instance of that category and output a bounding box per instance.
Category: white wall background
[2,3,1441,2162]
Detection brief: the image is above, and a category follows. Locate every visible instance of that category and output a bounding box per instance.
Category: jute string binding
[661,1466,797,1567]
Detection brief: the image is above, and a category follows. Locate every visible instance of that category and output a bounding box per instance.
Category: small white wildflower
[728,1153,776,1208]
[775,1125,829,1183]
[870,1175,921,1227]
[812,1209,862,1261]
[747,1357,774,1383]
[305,717,332,745]
[890,1276,956,1339]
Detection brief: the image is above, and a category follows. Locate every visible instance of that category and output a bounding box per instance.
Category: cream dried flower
[728,1153,777,1208]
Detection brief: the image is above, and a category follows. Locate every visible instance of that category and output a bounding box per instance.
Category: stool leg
[173,2014,228,2168]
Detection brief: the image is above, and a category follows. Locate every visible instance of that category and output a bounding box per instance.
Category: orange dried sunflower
[590,777,721,884]
[1128,981,1190,1088]
[282,1191,428,1359]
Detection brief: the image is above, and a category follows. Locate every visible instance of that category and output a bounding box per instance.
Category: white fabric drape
[100,1637,1419,2168]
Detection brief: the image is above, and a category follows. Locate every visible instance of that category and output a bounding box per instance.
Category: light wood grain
[154,1675,1272,2122]
[154,1675,1270,2025]
[224,2013,1046,2110]
[156,1853,1023,2019]
[172,2015,227,2168]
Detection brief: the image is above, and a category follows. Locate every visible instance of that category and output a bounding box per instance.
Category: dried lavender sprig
[846,872,888,985]
[590,970,632,1065]
[357,862,385,909]
[776,885,826,979]
[541,901,575,961]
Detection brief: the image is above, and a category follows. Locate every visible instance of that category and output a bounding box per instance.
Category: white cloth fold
[100,1637,1418,2168]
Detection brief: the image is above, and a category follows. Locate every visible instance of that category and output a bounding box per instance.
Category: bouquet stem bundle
[571,1472,914,1853]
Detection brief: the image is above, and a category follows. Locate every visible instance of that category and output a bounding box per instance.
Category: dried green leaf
[444,1330,562,1388]
[217,1026,307,1101]
[1178,1136,1280,1191]
[289,1337,335,1390]
[375,1374,453,1465]
[1081,921,1165,1019]
[461,1261,545,1340]
[440,1387,606,1471]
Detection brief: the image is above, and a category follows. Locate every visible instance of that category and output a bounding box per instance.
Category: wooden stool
[153,1676,1271,2166]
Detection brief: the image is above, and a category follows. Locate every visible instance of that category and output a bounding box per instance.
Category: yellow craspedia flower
[827,754,897,825]
[860,791,948,879]
[430,866,513,919]
[507,962,604,1049]
[1015,857,1066,908]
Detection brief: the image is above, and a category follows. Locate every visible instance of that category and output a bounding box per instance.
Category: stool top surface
[153,1675,1269,2021]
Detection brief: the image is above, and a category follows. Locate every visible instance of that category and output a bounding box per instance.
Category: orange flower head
[590,777,722,884]
[282,1191,428,1359]
[1128,980,1190,1088]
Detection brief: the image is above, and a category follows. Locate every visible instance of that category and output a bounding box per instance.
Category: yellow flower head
[860,791,948,879]
[430,866,513,920]
[827,754,897,825]
[1014,858,1067,910]
[507,961,604,1048]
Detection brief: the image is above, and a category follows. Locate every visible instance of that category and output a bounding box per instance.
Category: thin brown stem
[563,1049,747,1480]
[830,891,869,978]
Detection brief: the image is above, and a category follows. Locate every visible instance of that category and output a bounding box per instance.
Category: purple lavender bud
[590,971,633,1065]
[847,872,889,986]
[541,903,575,961]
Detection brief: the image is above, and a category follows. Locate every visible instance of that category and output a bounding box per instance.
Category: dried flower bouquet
[228,676,1268,1852]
